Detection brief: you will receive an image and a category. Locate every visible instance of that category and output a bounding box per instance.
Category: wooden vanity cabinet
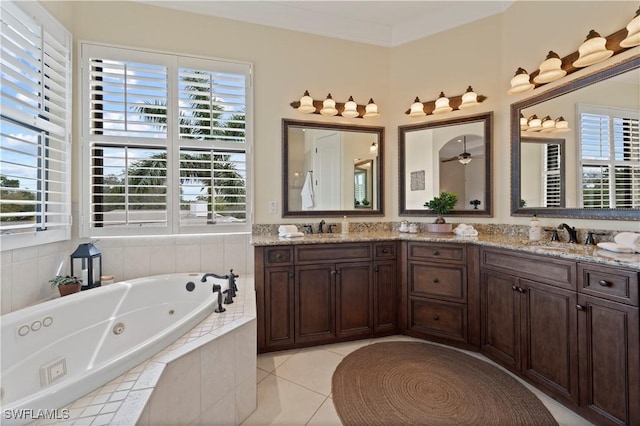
[255,242,398,352]
[402,242,469,345]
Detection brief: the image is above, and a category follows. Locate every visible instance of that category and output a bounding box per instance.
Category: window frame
[0,0,72,251]
[79,42,253,238]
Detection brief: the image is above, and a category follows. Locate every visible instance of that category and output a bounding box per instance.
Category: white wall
[3,1,637,314]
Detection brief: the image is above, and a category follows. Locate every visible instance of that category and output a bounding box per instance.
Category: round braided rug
[332,342,558,426]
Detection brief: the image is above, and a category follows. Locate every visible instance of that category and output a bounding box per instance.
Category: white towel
[301,171,315,210]
[614,232,640,252]
[596,242,635,253]
[278,225,299,236]
[280,232,305,239]
[453,224,478,237]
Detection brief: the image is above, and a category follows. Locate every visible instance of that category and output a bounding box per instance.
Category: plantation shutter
[579,106,640,208]
[544,144,561,207]
[0,1,71,245]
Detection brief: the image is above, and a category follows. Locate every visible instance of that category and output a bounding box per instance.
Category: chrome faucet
[557,223,578,243]
[201,272,227,282]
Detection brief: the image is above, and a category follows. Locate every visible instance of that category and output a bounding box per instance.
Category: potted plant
[424,192,457,233]
[50,275,82,297]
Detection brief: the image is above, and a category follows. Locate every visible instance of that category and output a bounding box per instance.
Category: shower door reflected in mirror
[283,119,384,217]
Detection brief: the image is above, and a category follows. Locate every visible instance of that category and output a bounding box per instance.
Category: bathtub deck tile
[109,390,130,402]
[79,404,103,418]
[116,380,134,392]
[100,401,122,414]
[91,412,115,426]
[90,394,110,405]
[70,396,93,410]
[131,361,165,391]
[95,383,118,395]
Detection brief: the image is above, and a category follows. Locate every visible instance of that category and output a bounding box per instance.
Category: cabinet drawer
[264,247,293,266]
[480,248,575,290]
[410,298,467,342]
[407,242,465,264]
[578,263,639,306]
[409,263,466,302]
[295,243,371,264]
[374,242,396,260]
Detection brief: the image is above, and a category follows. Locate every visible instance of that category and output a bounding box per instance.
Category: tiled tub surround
[252,224,639,269]
[28,274,256,426]
[1,233,253,315]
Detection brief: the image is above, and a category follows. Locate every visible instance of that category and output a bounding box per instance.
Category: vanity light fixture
[342,96,359,118]
[290,92,380,119]
[432,92,453,114]
[520,114,570,133]
[526,115,542,132]
[297,90,316,114]
[520,112,529,130]
[320,93,338,116]
[409,97,426,117]
[458,86,479,109]
[363,98,380,119]
[458,136,472,165]
[369,142,378,152]
[507,67,534,95]
[534,51,567,84]
[573,30,614,68]
[620,6,640,47]
[552,116,571,133]
[540,115,556,133]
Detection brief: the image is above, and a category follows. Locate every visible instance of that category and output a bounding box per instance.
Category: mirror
[511,56,640,220]
[399,112,493,217]
[282,119,384,217]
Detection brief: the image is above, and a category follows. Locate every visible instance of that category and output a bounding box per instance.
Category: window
[578,105,640,209]
[0,1,72,250]
[543,143,562,207]
[81,44,252,236]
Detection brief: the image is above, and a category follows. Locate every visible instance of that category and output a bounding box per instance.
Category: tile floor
[242,335,593,426]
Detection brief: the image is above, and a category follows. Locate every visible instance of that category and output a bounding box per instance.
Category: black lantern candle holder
[70,242,102,290]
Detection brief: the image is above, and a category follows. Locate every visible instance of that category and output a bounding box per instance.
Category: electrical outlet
[268,201,277,214]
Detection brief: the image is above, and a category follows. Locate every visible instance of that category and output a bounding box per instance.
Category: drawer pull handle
[289,272,294,278]
[433,278,439,283]
[433,315,439,321]
[598,280,611,287]
[382,248,389,254]
[576,304,587,311]
[432,250,440,256]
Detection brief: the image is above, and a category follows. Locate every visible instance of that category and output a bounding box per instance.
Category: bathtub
[0,273,221,423]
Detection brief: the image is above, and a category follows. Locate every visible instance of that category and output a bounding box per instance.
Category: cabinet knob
[512,285,518,292]
[576,304,587,311]
[598,280,610,287]
[276,253,283,260]
[382,248,389,254]
[433,278,439,283]
[432,250,440,256]
[433,315,439,321]
[331,270,337,276]
[289,272,294,278]
[374,266,380,272]
[517,287,526,294]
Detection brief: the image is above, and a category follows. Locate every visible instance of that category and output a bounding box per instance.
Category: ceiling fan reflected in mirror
[441,135,482,164]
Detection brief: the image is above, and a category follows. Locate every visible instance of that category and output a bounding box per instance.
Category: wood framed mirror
[282,118,384,217]
[399,112,493,217]
[511,56,640,220]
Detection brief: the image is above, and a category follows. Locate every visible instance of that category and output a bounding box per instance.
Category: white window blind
[0,1,71,249]
[82,44,252,236]
[543,144,561,207]
[578,105,640,209]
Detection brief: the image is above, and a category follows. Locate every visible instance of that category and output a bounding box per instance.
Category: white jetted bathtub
[0,273,221,422]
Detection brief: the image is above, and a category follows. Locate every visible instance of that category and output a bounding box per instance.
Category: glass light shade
[409,97,426,117]
[458,86,479,109]
[297,90,316,114]
[342,96,359,118]
[458,154,472,165]
[572,30,613,68]
[363,98,380,119]
[369,142,377,152]
[507,67,534,94]
[540,115,556,133]
[526,115,542,132]
[534,51,567,84]
[520,112,529,130]
[432,92,452,114]
[552,117,571,133]
[320,94,338,116]
[620,8,640,48]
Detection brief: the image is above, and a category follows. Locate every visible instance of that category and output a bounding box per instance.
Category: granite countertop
[251,231,640,270]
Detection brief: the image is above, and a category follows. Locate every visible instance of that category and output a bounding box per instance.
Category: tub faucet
[200,272,226,282]
[558,223,578,243]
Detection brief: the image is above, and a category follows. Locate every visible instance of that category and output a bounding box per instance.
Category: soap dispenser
[341,216,349,235]
[528,214,542,241]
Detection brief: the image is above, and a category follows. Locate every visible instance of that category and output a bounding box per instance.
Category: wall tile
[175,244,201,273]
[101,246,124,282]
[148,245,176,275]
[11,259,42,311]
[1,265,13,315]
[123,246,151,279]
[200,333,235,412]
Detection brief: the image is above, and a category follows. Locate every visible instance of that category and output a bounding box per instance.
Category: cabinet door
[264,267,295,349]
[520,279,578,404]
[480,270,520,370]
[374,260,397,333]
[577,294,640,426]
[295,264,335,344]
[336,262,373,338]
